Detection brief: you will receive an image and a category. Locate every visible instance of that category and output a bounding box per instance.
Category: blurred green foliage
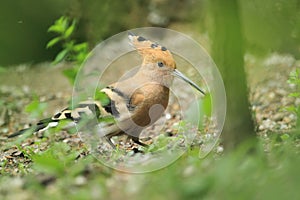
[25,97,48,119]
[132,134,300,200]
[0,0,149,66]
[67,0,149,46]
[198,94,212,130]
[32,142,81,177]
[197,0,300,57]
[0,67,6,74]
[239,0,300,57]
[0,0,71,66]
[94,90,110,106]
[1,0,299,66]
[46,16,89,85]
[286,68,300,127]
[47,16,89,65]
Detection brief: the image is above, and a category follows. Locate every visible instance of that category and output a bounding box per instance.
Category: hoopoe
[8,32,205,148]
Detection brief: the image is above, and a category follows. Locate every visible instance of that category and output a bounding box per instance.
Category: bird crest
[128,32,176,69]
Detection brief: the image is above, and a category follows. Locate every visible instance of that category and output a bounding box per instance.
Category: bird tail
[8,100,105,138]
[8,118,58,138]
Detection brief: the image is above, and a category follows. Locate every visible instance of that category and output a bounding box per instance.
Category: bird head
[128,32,205,95]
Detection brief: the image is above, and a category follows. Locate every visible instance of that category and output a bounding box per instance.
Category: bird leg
[105,136,116,149]
[131,136,149,147]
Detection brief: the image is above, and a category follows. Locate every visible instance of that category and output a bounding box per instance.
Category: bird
[8,32,205,148]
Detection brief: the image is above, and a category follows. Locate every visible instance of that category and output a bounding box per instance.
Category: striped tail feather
[7,118,58,138]
[8,100,105,138]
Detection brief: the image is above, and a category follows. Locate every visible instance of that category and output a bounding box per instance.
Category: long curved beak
[172,69,206,95]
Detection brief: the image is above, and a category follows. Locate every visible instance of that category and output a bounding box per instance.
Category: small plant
[46,16,89,85]
[25,96,48,119]
[286,68,300,128]
[31,142,80,177]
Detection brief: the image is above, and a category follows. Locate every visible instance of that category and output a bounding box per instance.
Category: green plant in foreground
[31,142,80,177]
[46,16,89,85]
[286,68,300,127]
[25,96,47,119]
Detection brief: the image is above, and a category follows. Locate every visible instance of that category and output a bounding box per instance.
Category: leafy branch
[46,16,89,85]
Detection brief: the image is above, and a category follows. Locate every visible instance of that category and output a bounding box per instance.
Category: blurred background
[1,0,299,66]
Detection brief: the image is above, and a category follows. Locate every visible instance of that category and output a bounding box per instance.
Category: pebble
[165,113,172,120]
[289,113,296,120]
[182,165,195,177]
[276,88,287,96]
[22,85,30,94]
[295,98,300,106]
[268,92,276,100]
[283,116,292,123]
[74,175,87,186]
[259,119,276,131]
[280,124,288,130]
[7,177,24,189]
[273,113,285,121]
[281,97,294,106]
[216,146,224,154]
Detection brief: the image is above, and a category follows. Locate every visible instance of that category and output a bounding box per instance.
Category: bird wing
[8,83,145,138]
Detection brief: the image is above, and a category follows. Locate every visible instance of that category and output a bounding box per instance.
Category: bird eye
[157,61,164,67]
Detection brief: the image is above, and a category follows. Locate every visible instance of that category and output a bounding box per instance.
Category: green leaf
[287,69,300,85]
[46,16,90,86]
[288,92,300,98]
[94,91,110,106]
[73,43,88,52]
[53,49,69,64]
[63,68,78,85]
[46,37,62,49]
[48,16,68,33]
[31,143,70,176]
[64,19,76,38]
[280,133,290,141]
[40,156,59,174]
[25,98,47,118]
[203,93,211,116]
[98,115,115,124]
[75,52,88,64]
[48,24,63,33]
[283,105,297,113]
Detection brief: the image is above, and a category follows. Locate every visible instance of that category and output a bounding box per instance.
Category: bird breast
[111,83,169,137]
